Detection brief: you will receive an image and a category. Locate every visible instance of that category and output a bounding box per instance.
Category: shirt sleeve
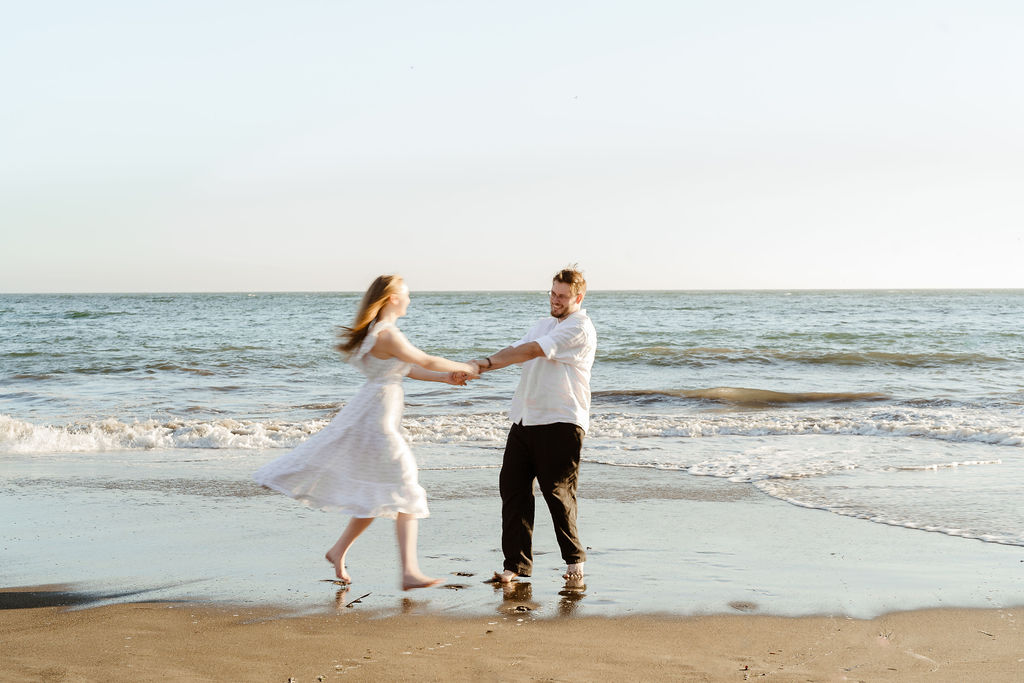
[512,319,548,348]
[535,318,591,362]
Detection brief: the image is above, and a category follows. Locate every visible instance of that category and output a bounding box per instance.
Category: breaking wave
[600,347,1010,368]
[2,407,1020,454]
[593,387,889,406]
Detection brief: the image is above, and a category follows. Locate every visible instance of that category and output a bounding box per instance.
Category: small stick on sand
[344,592,371,609]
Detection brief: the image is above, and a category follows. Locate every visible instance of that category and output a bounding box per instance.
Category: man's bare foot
[562,574,586,591]
[402,574,443,591]
[487,569,518,584]
[325,551,352,582]
[562,562,584,580]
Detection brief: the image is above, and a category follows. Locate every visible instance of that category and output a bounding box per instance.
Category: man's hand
[448,371,476,386]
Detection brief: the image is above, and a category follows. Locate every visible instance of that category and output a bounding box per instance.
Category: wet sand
[2,590,1021,682]
[3,449,1024,680]
[3,451,1022,619]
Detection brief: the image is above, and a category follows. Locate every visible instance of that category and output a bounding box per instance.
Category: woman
[253,275,476,590]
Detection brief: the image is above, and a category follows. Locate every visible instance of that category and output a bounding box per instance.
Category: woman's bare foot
[325,551,352,582]
[402,574,443,591]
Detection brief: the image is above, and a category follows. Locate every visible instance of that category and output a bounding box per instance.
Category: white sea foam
[756,477,1024,547]
[403,414,508,443]
[587,410,1024,447]
[0,414,326,453]
[581,429,1023,547]
[4,410,1021,547]
[3,406,1021,455]
[889,460,1003,471]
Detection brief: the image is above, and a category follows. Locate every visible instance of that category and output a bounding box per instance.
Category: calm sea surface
[2,290,1022,547]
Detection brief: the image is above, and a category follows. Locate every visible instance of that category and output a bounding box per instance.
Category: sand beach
[3,454,1023,681]
[2,598,1021,681]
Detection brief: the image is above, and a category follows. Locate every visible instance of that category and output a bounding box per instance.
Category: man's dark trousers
[499,421,586,576]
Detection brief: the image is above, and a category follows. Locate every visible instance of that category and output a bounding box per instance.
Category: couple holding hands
[254,267,597,591]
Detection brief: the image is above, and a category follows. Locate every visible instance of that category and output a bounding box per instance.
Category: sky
[2,1,1022,292]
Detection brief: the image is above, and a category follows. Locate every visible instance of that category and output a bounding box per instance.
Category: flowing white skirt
[253,379,429,518]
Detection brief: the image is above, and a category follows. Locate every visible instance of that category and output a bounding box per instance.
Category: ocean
[2,290,1022,544]
[2,289,1022,615]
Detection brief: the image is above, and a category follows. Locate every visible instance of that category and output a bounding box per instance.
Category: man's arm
[472,343,545,374]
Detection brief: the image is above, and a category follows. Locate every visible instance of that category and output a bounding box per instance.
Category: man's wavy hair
[553,265,586,296]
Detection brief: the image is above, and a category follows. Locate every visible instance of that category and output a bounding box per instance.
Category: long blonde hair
[336,274,404,356]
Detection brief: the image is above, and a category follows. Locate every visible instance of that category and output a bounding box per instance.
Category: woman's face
[391,281,411,317]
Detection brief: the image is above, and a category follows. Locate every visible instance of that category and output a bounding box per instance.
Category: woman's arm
[373,328,478,374]
[407,366,470,385]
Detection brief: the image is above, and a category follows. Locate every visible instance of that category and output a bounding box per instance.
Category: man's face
[549,281,580,320]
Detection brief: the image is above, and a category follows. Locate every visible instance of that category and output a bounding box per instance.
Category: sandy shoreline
[5,449,1024,679]
[5,452,1023,620]
[2,590,1021,682]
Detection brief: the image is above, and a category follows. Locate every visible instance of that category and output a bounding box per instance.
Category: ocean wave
[70,365,139,375]
[19,363,229,377]
[0,413,507,453]
[588,412,1023,447]
[0,414,326,453]
[755,479,1022,547]
[587,435,1013,483]
[12,476,272,498]
[144,363,216,376]
[888,460,1003,471]
[5,357,321,378]
[2,407,1021,454]
[403,414,509,443]
[593,387,889,406]
[599,347,1009,368]
[64,311,132,319]
[676,452,1004,485]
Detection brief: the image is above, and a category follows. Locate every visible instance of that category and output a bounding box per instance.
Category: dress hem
[255,480,430,519]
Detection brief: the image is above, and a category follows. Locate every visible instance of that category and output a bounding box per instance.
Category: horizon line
[2,287,1022,296]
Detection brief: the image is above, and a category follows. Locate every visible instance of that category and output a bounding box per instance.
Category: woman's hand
[448,371,475,386]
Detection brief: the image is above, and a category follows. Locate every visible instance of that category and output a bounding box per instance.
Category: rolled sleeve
[536,324,589,362]
[513,320,548,348]
[535,334,557,359]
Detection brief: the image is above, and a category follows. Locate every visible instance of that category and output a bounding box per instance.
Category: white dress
[253,321,429,518]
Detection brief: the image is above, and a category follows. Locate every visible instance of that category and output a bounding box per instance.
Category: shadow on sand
[0,582,198,610]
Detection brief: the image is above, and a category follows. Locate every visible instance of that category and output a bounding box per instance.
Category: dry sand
[2,589,1021,682]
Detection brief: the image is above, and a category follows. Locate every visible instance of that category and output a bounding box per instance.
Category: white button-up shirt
[508,309,597,433]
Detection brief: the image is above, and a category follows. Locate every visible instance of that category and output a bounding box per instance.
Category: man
[470,266,597,585]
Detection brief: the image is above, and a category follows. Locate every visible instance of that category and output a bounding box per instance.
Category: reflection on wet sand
[557,576,586,616]
[489,577,588,618]
[334,587,374,611]
[494,580,537,616]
